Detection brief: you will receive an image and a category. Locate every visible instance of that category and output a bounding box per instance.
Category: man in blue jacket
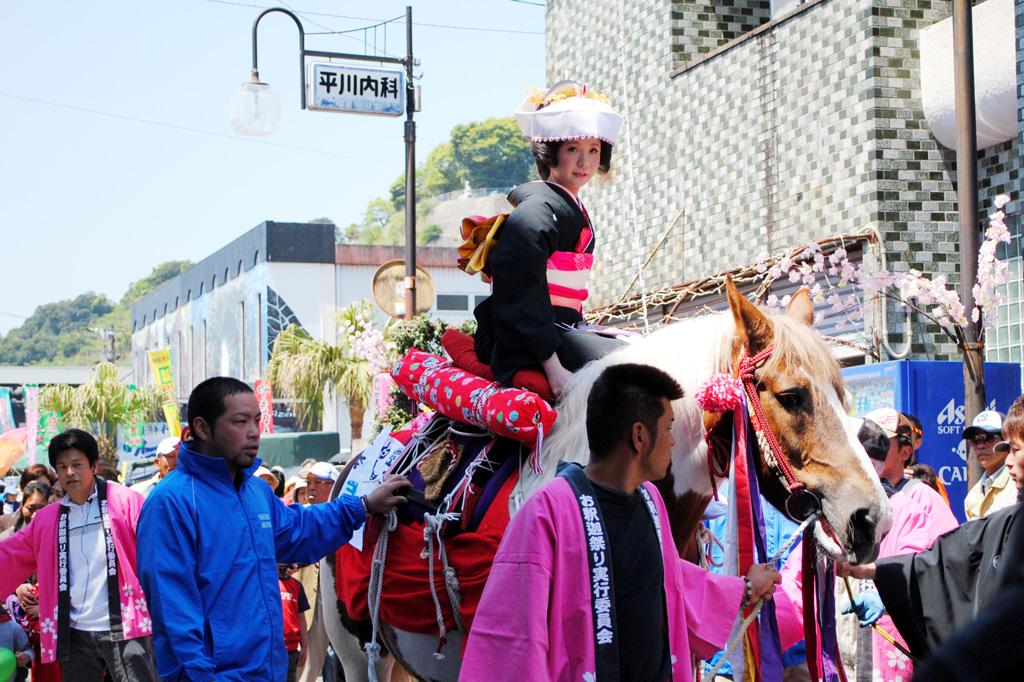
[136,377,409,681]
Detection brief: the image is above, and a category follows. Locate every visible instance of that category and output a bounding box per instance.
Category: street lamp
[231,6,420,320]
[230,73,281,136]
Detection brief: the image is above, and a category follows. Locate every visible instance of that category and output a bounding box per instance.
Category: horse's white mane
[519,312,737,502]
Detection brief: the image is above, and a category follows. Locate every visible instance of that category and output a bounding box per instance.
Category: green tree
[450,117,532,189]
[0,261,193,366]
[38,363,163,467]
[122,261,192,305]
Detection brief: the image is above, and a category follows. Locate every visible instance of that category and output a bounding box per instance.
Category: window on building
[237,260,244,276]
[253,250,260,267]
[474,294,489,308]
[224,267,230,282]
[436,294,470,312]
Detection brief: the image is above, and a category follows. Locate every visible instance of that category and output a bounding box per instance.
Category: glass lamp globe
[230,74,281,136]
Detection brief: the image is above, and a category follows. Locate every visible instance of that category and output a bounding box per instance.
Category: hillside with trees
[0,261,192,366]
[339,116,534,245]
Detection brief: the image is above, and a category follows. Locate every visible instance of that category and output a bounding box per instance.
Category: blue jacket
[136,443,366,681]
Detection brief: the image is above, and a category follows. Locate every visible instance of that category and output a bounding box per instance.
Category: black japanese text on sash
[560,465,664,681]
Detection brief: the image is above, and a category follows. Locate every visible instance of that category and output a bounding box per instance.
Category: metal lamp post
[232,6,418,320]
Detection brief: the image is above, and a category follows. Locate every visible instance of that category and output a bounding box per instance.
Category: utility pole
[403,5,417,321]
[952,0,985,487]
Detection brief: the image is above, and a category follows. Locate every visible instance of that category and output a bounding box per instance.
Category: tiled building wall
[547,0,1020,361]
[670,0,771,67]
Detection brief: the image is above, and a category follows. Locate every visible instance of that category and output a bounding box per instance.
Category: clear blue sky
[0,0,545,334]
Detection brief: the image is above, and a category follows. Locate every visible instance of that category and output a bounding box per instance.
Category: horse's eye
[774,390,805,412]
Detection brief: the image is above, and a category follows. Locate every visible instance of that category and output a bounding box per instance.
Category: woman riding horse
[472,81,628,398]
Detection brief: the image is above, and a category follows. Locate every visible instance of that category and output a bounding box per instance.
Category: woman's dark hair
[187,376,254,437]
[20,463,57,490]
[908,464,941,494]
[531,139,613,180]
[48,429,99,468]
[586,363,684,459]
[14,481,52,532]
[22,480,52,501]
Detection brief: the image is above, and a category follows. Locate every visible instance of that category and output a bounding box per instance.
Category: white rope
[365,510,398,682]
[422,512,465,658]
[702,512,817,681]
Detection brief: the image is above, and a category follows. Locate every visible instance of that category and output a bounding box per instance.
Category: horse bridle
[735,347,827,522]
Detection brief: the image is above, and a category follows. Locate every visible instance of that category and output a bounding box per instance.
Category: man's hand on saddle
[364,474,411,515]
[542,352,574,399]
[746,563,782,601]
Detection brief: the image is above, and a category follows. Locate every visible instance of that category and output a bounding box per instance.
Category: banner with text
[254,379,275,434]
[148,349,182,437]
[0,388,15,434]
[24,384,39,465]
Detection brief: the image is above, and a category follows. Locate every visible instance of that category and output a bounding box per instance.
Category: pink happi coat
[461,477,796,682]
[0,481,152,663]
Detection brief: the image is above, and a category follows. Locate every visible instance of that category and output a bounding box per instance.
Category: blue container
[842,360,1022,523]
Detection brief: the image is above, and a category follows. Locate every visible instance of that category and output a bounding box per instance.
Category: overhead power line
[201,0,543,35]
[0,91,390,163]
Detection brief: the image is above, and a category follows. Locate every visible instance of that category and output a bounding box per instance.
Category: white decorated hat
[515,81,622,145]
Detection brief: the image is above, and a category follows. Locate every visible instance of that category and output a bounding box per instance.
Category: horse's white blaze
[813,391,892,560]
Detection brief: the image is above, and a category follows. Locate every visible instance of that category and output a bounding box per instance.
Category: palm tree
[266,303,385,442]
[39,362,163,468]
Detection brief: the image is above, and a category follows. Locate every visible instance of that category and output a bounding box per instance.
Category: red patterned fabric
[440,329,553,401]
[391,349,556,446]
[335,466,518,634]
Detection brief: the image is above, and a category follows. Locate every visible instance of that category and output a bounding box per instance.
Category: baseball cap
[856,418,891,462]
[307,461,339,482]
[863,408,911,439]
[254,466,280,488]
[963,410,1005,440]
[155,436,180,457]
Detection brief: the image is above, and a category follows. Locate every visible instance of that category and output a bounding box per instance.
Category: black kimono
[474,181,620,384]
[872,498,1023,672]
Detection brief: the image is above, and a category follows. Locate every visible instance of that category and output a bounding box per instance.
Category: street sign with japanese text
[308,62,405,117]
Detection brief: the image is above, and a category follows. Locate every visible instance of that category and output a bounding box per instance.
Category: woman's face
[20,492,49,524]
[547,138,602,195]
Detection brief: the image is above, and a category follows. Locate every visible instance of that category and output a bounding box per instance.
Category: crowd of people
[0,377,408,682]
[0,370,1021,682]
[1,81,1021,682]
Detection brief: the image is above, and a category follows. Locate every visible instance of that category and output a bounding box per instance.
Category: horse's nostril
[847,507,879,562]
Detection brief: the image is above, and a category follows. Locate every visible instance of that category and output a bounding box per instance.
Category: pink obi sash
[546,226,593,313]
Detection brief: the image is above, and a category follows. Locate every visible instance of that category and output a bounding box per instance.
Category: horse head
[716,278,890,564]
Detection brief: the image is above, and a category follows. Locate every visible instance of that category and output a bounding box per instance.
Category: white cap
[254,466,279,488]
[306,461,339,482]
[515,81,622,145]
[963,410,1005,440]
[156,436,180,456]
[863,408,909,439]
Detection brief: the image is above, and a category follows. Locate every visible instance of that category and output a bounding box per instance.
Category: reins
[734,346,805,495]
